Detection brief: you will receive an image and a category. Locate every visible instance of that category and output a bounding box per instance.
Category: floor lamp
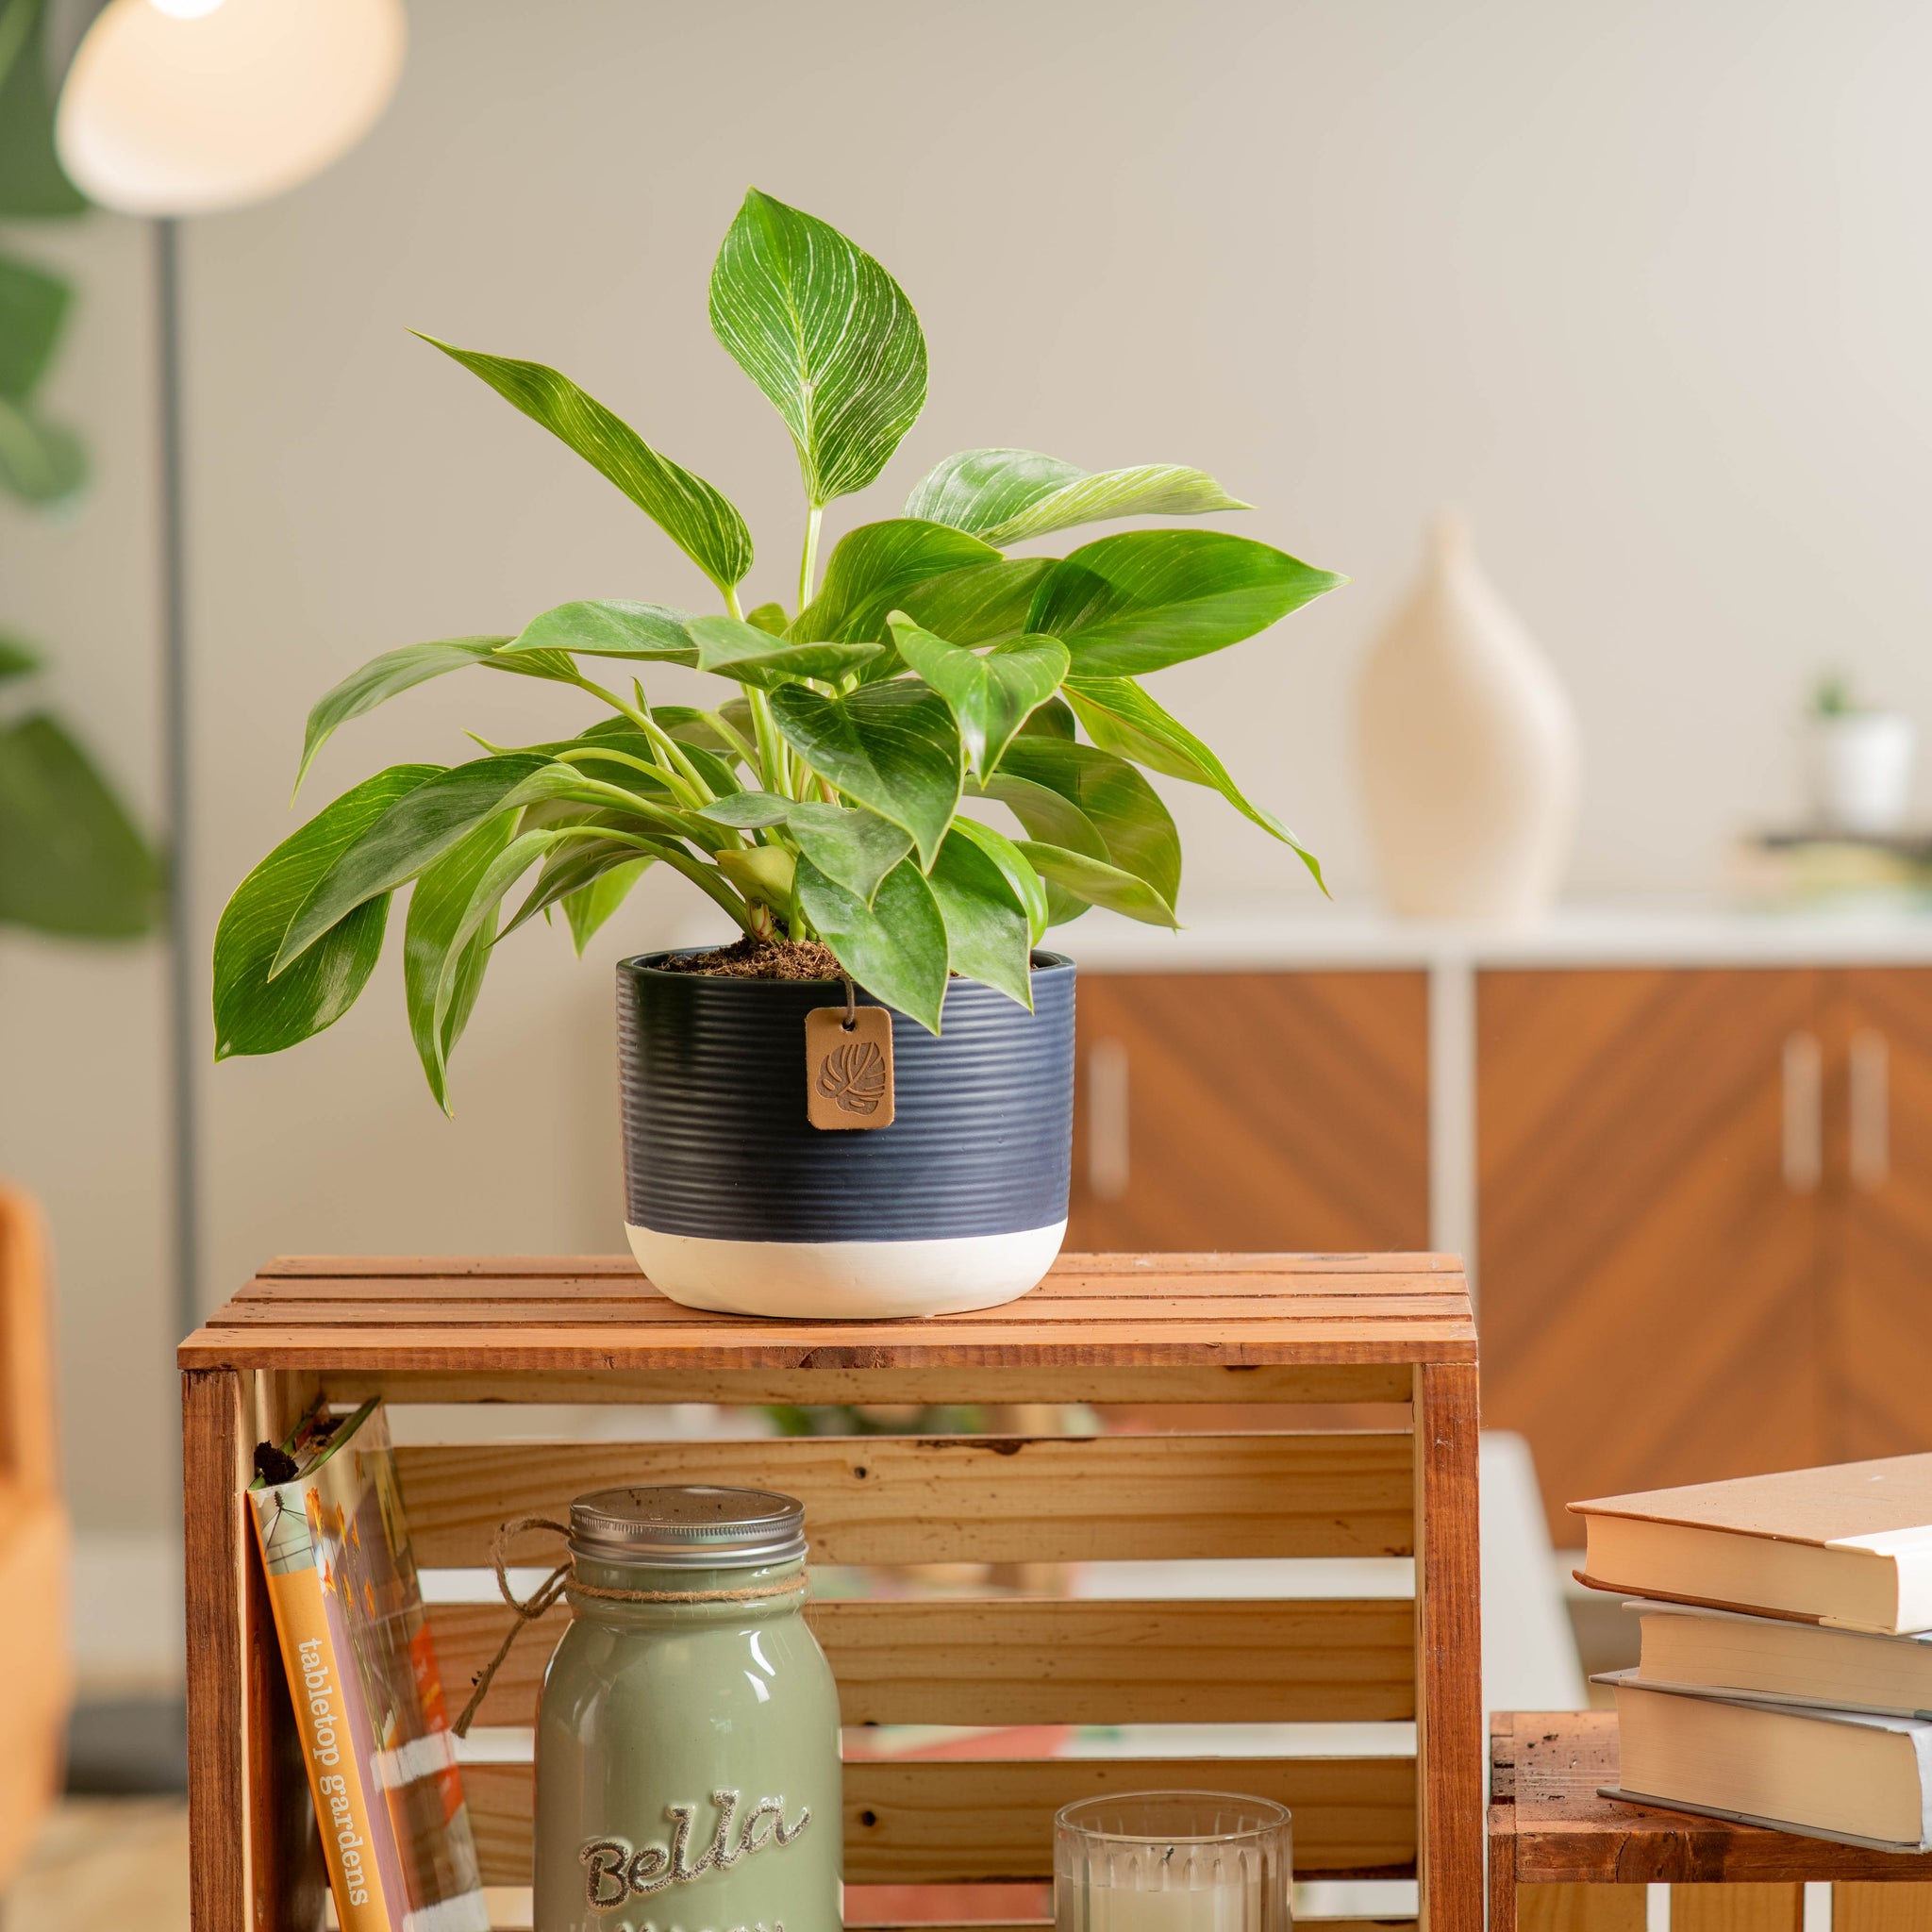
[55,0,406,1345]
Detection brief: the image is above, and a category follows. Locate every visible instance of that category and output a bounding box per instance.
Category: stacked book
[1574,1455,1932,1852]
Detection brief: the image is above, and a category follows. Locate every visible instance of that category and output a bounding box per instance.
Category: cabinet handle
[1783,1031,1823,1193]
[1850,1028,1890,1191]
[1087,1038,1130,1201]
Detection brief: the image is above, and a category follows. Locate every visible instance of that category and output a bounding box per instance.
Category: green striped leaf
[213,766,442,1058]
[1029,530,1344,675]
[708,189,927,507]
[416,335,752,593]
[906,447,1247,546]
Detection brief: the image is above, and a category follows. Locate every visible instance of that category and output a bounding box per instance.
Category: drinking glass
[1055,1790,1292,1931]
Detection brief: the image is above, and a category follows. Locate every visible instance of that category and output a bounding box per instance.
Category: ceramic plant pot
[617,950,1074,1320]
[1812,712,1917,837]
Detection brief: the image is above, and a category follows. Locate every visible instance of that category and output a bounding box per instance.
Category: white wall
[12,0,1932,1532]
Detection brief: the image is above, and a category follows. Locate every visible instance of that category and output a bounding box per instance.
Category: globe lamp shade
[56,0,406,217]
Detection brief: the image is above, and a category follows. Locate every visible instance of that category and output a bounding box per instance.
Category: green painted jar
[532,1486,841,1932]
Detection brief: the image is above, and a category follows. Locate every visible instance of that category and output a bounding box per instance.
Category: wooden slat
[252,1251,1463,1280]
[480,1910,1413,1932]
[1835,1889,1932,1932]
[1519,1889,1645,1932]
[217,1292,1465,1326]
[399,1430,1416,1567]
[1673,1888,1805,1932]
[460,1755,1419,1885]
[433,1595,1417,1728]
[319,1361,1419,1406]
[181,1318,1476,1375]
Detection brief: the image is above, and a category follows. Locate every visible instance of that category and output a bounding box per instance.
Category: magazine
[249,1399,489,1932]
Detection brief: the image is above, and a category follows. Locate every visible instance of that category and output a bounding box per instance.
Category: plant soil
[661,935,846,980]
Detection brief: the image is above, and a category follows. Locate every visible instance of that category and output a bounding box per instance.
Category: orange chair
[0,1187,72,1892]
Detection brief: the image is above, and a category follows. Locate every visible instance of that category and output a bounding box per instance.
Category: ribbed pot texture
[619,950,1074,1240]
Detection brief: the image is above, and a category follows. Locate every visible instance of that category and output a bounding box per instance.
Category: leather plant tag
[806,1005,895,1130]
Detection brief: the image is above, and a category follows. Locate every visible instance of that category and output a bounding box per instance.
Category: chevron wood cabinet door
[1478,968,1828,1539]
[1830,969,1932,1461]
[1065,971,1430,1253]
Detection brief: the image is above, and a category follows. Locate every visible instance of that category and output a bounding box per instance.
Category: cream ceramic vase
[1357,515,1579,922]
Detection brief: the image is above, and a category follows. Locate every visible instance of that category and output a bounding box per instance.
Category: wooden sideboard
[1060,913,1932,1538]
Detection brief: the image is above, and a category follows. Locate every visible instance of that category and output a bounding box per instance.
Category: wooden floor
[8,1800,189,1931]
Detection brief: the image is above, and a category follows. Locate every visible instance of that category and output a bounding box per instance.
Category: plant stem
[796,505,824,618]
[702,709,761,770]
[567,672,713,803]
[743,684,789,798]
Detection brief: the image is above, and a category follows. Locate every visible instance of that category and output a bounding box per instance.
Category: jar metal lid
[568,1485,808,1569]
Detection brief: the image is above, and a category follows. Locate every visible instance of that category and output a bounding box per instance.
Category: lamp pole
[154,214,198,1346]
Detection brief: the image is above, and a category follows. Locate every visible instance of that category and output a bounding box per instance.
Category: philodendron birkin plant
[214,190,1341,1319]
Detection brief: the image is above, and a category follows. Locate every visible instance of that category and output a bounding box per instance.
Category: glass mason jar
[533,1486,841,1932]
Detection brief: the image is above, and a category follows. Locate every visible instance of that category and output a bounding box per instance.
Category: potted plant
[213,190,1341,1319]
[1809,674,1917,839]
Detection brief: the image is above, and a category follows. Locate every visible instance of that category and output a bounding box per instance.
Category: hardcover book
[1601,1671,1932,1853]
[249,1399,489,1932]
[1572,1454,1932,1634]
[1630,1597,1932,1719]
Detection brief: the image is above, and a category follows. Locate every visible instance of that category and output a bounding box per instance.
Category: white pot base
[625,1221,1068,1321]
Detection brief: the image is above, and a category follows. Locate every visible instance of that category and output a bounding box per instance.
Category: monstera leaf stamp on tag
[805,1005,894,1129]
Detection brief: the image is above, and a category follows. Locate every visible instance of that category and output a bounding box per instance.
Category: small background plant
[0,0,159,941]
[215,189,1342,1108]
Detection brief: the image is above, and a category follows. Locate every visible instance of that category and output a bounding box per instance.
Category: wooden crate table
[1491,1712,1932,1932]
[179,1251,1481,1932]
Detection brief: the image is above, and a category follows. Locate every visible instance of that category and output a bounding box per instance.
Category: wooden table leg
[1418,1360,1483,1932]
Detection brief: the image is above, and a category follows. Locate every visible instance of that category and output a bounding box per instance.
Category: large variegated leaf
[1018,841,1179,927]
[404,810,519,1111]
[985,738,1180,909]
[1029,530,1344,675]
[708,189,927,507]
[950,815,1048,945]
[213,766,442,1058]
[891,557,1056,648]
[1062,674,1324,889]
[297,636,577,791]
[689,613,883,688]
[416,335,752,593]
[889,614,1067,777]
[928,828,1032,1008]
[796,520,999,644]
[786,801,913,905]
[274,754,595,972]
[768,679,963,867]
[906,448,1247,546]
[502,600,697,663]
[795,855,948,1034]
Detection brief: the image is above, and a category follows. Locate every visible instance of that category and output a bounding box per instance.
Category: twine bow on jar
[451,1515,809,1737]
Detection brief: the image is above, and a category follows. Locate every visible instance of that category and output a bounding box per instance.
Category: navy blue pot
[617,950,1075,1318]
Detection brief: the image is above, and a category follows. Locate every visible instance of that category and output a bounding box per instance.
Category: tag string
[841,973,857,1029]
[450,1515,807,1737]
